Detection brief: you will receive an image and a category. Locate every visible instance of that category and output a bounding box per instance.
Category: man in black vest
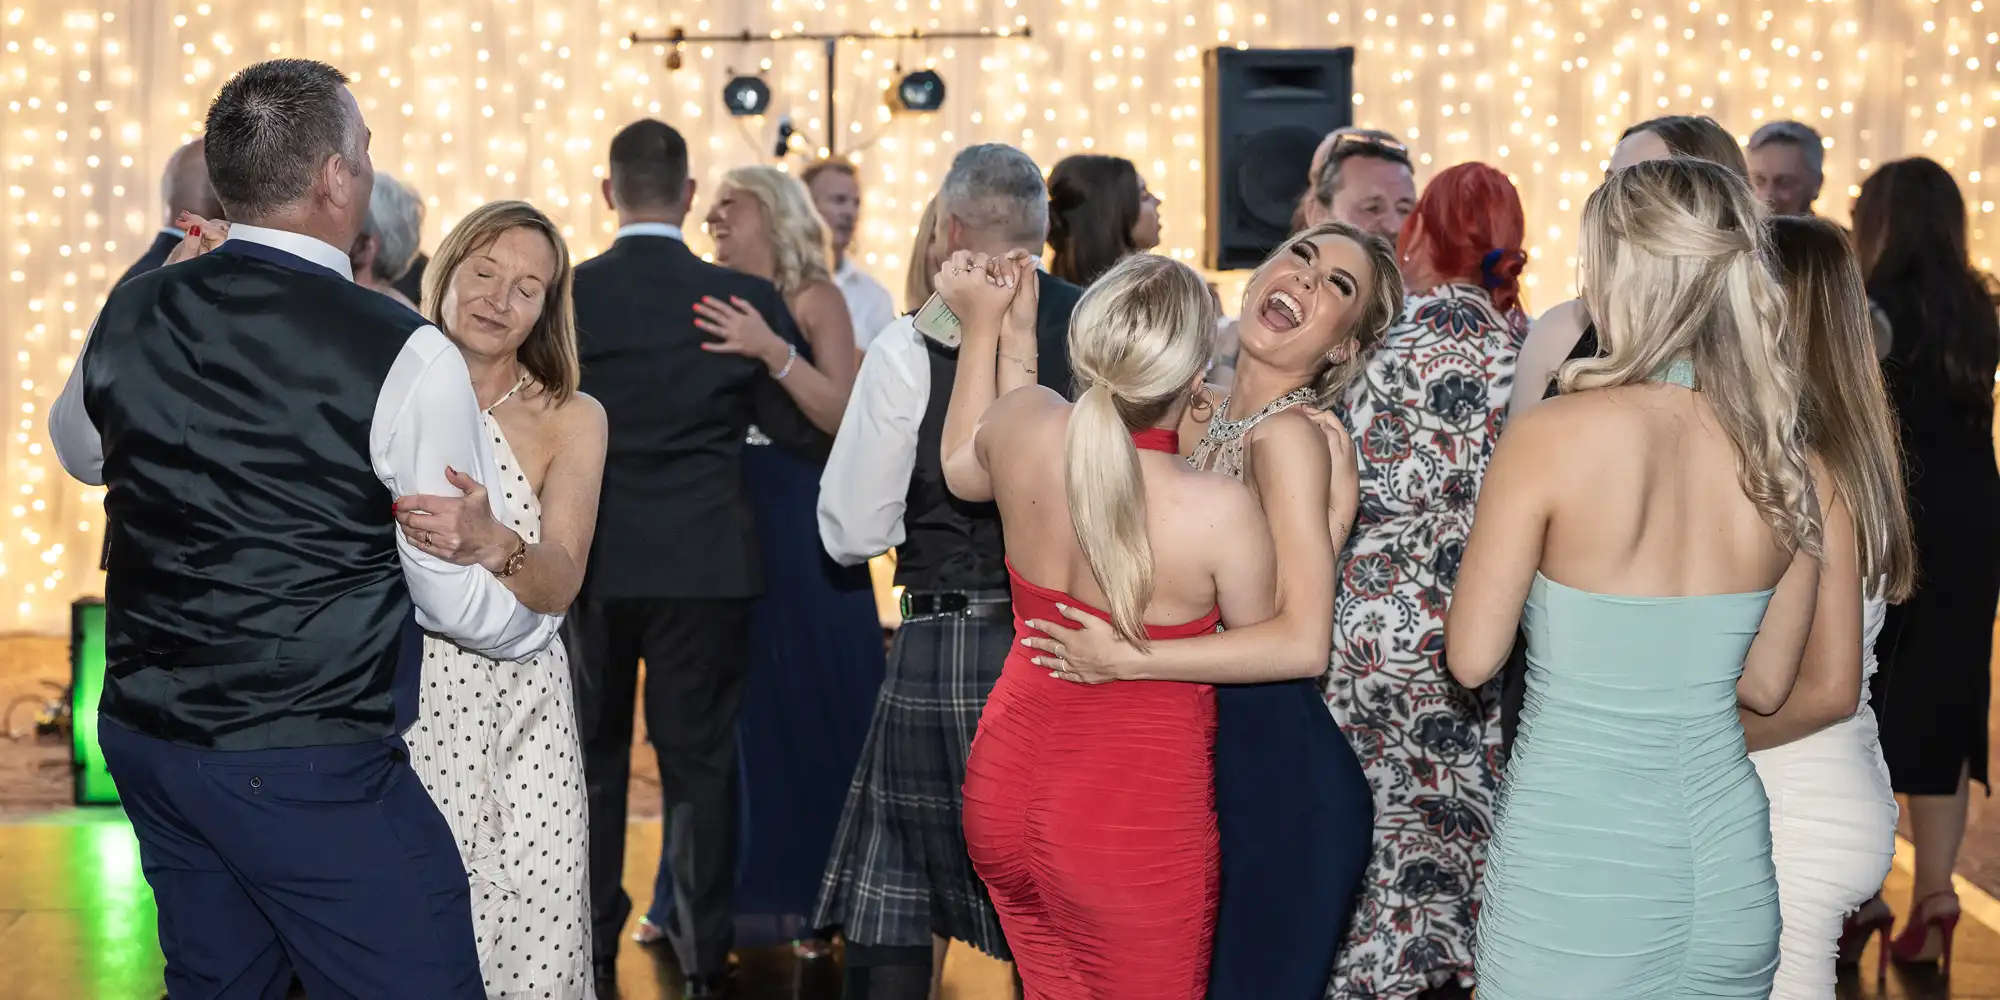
[813,143,1080,998]
[570,118,826,997]
[115,137,224,290]
[47,59,560,999]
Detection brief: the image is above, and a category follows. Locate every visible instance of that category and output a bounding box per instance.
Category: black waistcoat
[895,340,1009,592]
[893,271,1085,593]
[82,245,425,751]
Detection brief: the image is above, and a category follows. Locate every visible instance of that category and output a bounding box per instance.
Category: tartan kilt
[811,602,1014,960]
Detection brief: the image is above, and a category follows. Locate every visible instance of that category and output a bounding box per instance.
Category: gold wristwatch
[495,535,529,578]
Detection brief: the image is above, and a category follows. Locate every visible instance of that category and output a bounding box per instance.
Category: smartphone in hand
[913,293,962,349]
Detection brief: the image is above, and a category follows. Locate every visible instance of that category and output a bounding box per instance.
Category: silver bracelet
[773,344,797,380]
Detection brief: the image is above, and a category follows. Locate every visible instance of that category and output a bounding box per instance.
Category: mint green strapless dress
[1475,573,1781,999]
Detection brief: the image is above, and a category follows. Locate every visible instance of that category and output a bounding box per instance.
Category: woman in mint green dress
[1440,158,1826,1000]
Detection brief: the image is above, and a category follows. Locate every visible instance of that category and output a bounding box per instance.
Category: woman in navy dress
[635,166,884,955]
[1023,223,1402,999]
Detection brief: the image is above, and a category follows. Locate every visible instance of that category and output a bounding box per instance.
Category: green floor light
[71,598,117,805]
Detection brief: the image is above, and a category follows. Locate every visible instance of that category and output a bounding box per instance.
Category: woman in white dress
[393,200,609,999]
[1741,215,1913,998]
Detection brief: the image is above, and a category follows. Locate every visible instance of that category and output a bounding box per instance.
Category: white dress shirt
[615,221,685,243]
[834,259,899,352]
[818,314,929,565]
[49,223,559,662]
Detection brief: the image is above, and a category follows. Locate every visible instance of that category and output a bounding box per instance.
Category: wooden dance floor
[2,629,2000,998]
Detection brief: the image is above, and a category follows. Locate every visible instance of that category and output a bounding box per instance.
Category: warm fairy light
[5,1,1998,631]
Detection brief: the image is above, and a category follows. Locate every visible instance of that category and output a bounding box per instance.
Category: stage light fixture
[893,70,947,114]
[722,75,771,117]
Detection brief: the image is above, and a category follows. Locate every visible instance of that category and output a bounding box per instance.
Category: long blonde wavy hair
[1564,157,1821,556]
[1065,254,1218,647]
[717,165,834,297]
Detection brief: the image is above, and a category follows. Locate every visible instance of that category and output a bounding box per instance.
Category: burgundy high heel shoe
[1837,895,1894,979]
[1890,890,1961,976]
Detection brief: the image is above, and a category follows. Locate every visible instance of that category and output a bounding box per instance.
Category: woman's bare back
[980,388,1276,630]
[1531,385,1795,597]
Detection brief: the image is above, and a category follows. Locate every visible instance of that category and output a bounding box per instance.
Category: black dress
[1869,292,2000,795]
[1496,322,1599,756]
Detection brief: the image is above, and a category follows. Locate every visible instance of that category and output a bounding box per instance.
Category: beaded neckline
[1208,387,1317,440]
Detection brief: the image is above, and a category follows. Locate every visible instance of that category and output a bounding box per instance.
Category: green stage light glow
[71,598,117,806]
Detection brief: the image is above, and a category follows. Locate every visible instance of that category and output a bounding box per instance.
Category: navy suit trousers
[100,718,482,1000]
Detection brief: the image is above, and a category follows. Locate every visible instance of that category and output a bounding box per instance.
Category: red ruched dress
[960,427,1222,1000]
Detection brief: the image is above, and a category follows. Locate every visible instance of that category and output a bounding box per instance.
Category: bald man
[116,137,224,289]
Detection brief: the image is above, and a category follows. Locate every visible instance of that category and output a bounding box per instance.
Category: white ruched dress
[406,381,596,999]
[1747,595,1899,1000]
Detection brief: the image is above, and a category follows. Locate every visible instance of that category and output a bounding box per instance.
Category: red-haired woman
[1325,161,1529,999]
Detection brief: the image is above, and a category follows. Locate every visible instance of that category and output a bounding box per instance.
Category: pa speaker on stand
[1203,47,1355,270]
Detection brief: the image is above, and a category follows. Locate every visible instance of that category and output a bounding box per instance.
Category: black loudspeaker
[1204,47,1355,270]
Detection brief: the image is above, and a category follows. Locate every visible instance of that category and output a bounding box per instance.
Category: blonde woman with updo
[941,251,1278,998]
[631,165,885,959]
[1447,158,1824,998]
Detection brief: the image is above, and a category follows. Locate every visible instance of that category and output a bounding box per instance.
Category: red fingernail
[189,225,201,237]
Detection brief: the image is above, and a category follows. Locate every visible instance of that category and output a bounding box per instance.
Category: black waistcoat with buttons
[893,270,1084,593]
[82,244,427,751]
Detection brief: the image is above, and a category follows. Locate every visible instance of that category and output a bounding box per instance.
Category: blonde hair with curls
[1065,254,1219,646]
[717,165,834,297]
[1251,222,1405,406]
[1563,157,1822,556]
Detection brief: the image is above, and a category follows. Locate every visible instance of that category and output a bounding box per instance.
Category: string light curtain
[3,0,1995,633]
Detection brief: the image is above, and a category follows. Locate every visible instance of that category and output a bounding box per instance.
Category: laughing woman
[1023,222,1401,1000]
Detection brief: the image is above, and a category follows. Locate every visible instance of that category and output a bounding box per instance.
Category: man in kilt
[813,144,1083,998]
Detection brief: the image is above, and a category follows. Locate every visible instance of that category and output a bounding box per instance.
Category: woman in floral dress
[1327,164,1528,1000]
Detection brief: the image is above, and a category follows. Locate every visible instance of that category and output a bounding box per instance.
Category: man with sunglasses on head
[1295,127,1418,243]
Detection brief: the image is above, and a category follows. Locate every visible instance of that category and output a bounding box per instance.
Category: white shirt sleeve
[50,330,104,485]
[371,326,561,660]
[819,317,927,566]
[845,270,900,353]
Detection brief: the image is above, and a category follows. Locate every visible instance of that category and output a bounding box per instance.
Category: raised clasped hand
[934,250,1021,331]
[393,466,514,572]
[1019,604,1132,685]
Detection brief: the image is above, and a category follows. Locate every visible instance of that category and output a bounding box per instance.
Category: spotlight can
[722,75,771,117]
[893,70,947,114]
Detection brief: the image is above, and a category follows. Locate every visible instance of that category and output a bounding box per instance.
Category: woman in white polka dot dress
[392,201,608,1000]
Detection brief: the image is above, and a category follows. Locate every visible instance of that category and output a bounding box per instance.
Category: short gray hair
[939,144,1048,246]
[205,59,361,219]
[363,173,425,283]
[1748,120,1825,178]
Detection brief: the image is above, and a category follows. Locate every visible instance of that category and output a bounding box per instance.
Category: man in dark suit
[117,137,224,289]
[571,118,826,998]
[812,144,1080,998]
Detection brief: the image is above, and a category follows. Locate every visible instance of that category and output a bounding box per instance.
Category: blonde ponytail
[1065,383,1154,645]
[1061,254,1218,648]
